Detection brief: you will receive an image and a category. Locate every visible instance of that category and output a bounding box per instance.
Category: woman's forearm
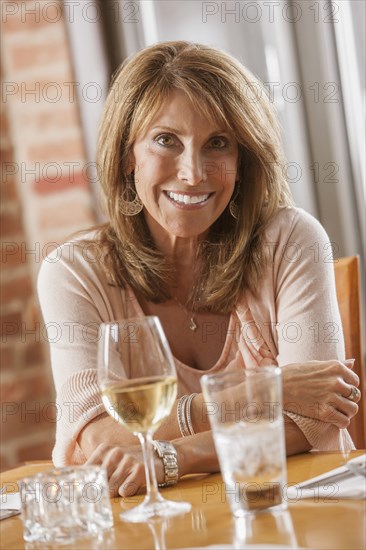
[174,431,219,477]
[78,398,311,469]
[175,416,310,479]
[82,411,311,498]
[284,415,311,455]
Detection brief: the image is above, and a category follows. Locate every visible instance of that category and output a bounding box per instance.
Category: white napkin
[181,546,301,549]
[287,466,366,500]
[0,492,21,520]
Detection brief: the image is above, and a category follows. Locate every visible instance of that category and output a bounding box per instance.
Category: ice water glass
[201,366,287,517]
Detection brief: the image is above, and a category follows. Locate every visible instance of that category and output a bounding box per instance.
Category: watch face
[155,441,177,455]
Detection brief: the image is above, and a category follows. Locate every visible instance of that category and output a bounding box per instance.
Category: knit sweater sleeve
[37,242,119,466]
[273,208,353,450]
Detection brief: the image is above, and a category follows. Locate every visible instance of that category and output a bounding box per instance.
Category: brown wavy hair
[95,41,293,313]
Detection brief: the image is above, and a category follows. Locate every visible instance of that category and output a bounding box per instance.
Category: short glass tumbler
[201,367,287,517]
[20,466,114,544]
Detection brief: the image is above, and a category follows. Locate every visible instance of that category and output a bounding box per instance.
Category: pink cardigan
[37,207,354,466]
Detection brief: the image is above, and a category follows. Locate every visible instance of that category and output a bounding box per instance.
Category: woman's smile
[163,190,214,208]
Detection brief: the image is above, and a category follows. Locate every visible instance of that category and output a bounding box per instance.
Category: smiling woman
[37,41,361,498]
[95,41,291,313]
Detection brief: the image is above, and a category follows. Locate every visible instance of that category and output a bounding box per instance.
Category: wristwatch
[152,440,179,487]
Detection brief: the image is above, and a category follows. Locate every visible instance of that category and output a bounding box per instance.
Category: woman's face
[130,90,239,241]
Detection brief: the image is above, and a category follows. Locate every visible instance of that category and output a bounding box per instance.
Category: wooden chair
[334,256,365,448]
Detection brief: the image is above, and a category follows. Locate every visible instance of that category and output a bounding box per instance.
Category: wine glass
[98,316,192,522]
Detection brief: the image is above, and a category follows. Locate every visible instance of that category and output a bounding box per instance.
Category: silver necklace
[172,296,198,332]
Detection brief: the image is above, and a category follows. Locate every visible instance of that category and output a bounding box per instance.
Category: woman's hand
[85,432,220,497]
[86,443,164,497]
[282,360,360,428]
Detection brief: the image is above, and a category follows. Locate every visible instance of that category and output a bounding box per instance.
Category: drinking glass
[201,367,287,517]
[98,317,191,522]
[20,466,113,544]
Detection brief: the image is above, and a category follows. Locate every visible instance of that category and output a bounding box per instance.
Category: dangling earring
[119,175,143,216]
[229,181,241,219]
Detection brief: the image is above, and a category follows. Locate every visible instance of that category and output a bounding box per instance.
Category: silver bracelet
[177,393,197,437]
[177,394,190,437]
[186,393,197,436]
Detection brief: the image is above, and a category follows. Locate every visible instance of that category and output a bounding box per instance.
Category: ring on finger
[347,385,360,401]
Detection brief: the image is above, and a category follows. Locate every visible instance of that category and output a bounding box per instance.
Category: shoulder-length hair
[95,41,293,313]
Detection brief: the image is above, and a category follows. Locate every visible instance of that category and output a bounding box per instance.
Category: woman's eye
[155,134,176,147]
[210,136,228,149]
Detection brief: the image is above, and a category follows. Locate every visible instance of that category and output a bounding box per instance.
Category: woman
[38,41,360,496]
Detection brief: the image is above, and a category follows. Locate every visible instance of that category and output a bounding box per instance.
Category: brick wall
[1,0,97,470]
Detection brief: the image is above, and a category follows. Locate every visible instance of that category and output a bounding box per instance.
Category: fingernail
[344,358,355,367]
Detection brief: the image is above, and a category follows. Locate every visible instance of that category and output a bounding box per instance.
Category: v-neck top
[37,207,354,466]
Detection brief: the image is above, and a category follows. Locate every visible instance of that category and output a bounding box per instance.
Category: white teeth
[166,191,209,205]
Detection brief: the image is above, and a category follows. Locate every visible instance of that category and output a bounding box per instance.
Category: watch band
[152,440,178,487]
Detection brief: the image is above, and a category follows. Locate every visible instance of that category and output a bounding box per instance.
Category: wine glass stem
[137,431,160,504]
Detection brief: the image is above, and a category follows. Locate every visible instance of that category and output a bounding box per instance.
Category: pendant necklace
[172,296,198,332]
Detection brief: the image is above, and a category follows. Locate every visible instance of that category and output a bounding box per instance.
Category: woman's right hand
[281,360,360,428]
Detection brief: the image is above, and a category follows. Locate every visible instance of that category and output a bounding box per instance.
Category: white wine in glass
[98,317,192,522]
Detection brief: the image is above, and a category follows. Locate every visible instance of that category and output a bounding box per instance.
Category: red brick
[22,299,42,327]
[17,320,42,348]
[2,3,61,34]
[0,345,15,370]
[0,453,14,472]
[0,211,24,237]
[7,78,77,106]
[0,312,22,341]
[1,180,19,202]
[0,148,19,200]
[20,106,79,132]
[0,108,10,138]
[33,171,90,195]
[27,138,85,163]
[24,341,44,365]
[38,199,94,231]
[1,402,56,442]
[9,41,66,72]
[0,241,28,268]
[0,147,14,161]
[0,370,53,403]
[0,275,33,306]
[17,439,54,463]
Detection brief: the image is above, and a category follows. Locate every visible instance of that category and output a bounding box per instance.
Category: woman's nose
[177,150,205,186]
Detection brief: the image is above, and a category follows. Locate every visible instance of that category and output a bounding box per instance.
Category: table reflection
[233,509,298,548]
[24,528,117,550]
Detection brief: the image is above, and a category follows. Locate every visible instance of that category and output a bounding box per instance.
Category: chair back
[334,256,365,448]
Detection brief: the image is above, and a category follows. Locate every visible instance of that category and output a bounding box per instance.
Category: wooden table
[1,451,365,549]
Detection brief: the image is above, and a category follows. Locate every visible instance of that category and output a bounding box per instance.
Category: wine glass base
[120,496,192,523]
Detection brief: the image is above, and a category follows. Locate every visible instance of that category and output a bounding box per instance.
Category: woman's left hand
[281,360,360,428]
[85,443,164,497]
